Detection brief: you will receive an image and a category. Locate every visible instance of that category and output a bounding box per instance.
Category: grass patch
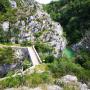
[34,64,49,72]
[0,72,53,89]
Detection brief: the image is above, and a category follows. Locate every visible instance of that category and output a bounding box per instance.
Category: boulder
[61,75,78,83]
[79,83,88,90]
[2,21,9,31]
[9,0,17,8]
[47,85,63,90]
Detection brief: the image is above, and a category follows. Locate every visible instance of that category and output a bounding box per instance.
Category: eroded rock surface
[1,0,67,57]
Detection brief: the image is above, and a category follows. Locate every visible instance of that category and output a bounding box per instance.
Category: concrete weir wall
[27,46,42,66]
[0,45,42,66]
[13,46,41,66]
[0,46,41,77]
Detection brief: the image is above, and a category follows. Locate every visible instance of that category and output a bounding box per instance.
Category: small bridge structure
[27,46,42,66]
[0,45,42,66]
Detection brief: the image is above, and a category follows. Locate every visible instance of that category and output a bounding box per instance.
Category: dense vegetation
[35,41,55,63]
[0,0,90,89]
[0,27,20,44]
[43,0,90,83]
[0,72,52,89]
[44,0,90,45]
[0,47,14,65]
[49,57,90,83]
[0,0,17,22]
[0,0,19,44]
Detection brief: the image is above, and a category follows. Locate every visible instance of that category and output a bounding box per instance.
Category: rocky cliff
[0,0,66,57]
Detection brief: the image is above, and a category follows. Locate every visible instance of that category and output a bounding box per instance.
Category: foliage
[0,72,53,89]
[34,31,43,38]
[6,71,15,77]
[0,28,10,43]
[44,0,90,45]
[83,61,90,70]
[0,0,10,9]
[0,3,6,13]
[21,41,32,46]
[0,75,21,89]
[34,64,49,72]
[24,72,52,87]
[44,54,55,63]
[0,47,15,65]
[35,41,54,63]
[44,1,90,83]
[3,8,17,22]
[75,49,90,70]
[48,58,90,82]
[0,27,20,44]
[22,58,32,70]
[0,0,17,22]
[35,41,53,53]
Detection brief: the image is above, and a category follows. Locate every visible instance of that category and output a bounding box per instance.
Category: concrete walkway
[27,46,42,66]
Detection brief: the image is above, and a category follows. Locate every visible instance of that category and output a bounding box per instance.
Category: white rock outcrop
[61,75,78,83]
[56,75,89,90]
[2,21,9,31]
[9,0,17,8]
[1,0,67,57]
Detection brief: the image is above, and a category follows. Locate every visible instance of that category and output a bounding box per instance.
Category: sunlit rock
[2,21,9,31]
[61,75,78,83]
[10,37,15,44]
[9,0,17,8]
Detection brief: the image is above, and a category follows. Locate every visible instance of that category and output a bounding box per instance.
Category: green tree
[44,0,90,44]
[75,49,90,69]
[0,47,15,65]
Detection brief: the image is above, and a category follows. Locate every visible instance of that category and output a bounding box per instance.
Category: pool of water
[63,48,75,59]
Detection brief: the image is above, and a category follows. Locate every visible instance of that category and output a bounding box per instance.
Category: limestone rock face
[1,0,67,57]
[9,0,17,8]
[0,64,17,77]
[0,47,29,77]
[56,75,89,90]
[61,75,78,83]
[72,31,90,52]
[2,21,9,32]
[13,47,29,61]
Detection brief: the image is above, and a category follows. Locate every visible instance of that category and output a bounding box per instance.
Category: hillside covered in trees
[44,0,90,45]
[43,0,90,83]
[0,0,90,90]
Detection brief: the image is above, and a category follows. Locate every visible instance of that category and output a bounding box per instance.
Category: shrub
[0,0,17,22]
[83,61,90,70]
[21,41,32,46]
[35,41,53,53]
[34,31,43,38]
[0,72,53,89]
[0,0,10,9]
[48,58,90,82]
[44,54,55,63]
[24,72,53,87]
[22,58,32,70]
[75,49,90,70]
[0,75,22,89]
[44,0,90,45]
[0,3,6,13]
[6,71,15,77]
[0,47,15,65]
